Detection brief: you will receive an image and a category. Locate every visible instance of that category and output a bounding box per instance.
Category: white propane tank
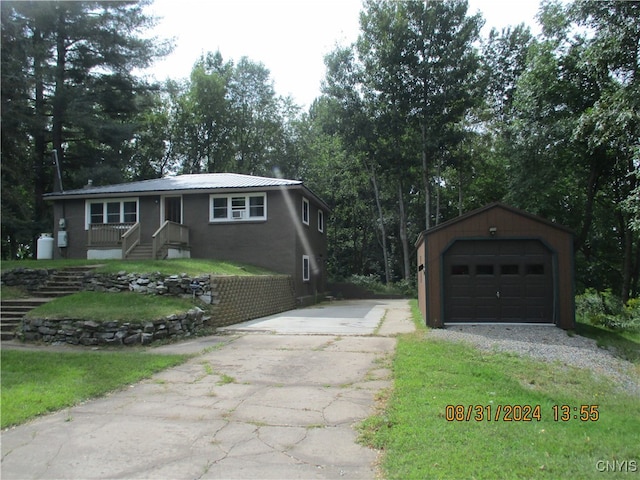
[37,233,54,260]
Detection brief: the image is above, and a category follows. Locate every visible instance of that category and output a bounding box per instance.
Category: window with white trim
[86,198,138,229]
[210,193,267,222]
[318,210,324,233]
[302,255,310,282]
[302,197,309,225]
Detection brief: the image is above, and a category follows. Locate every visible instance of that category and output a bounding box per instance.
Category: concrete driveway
[1,299,414,480]
[219,299,391,336]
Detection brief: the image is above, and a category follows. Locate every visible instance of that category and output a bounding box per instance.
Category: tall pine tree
[1,0,171,258]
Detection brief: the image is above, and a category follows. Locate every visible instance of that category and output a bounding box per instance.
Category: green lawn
[1,258,275,276]
[0,350,188,428]
[24,291,199,322]
[360,301,640,479]
[0,285,30,300]
[575,320,640,363]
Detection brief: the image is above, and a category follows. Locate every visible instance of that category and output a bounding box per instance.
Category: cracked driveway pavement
[1,299,414,479]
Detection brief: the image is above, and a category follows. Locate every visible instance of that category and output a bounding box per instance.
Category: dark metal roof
[44,173,301,197]
[44,173,330,211]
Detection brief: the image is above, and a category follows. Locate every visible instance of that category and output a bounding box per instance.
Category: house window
[106,202,120,223]
[302,255,310,281]
[318,210,324,233]
[90,203,104,225]
[123,201,137,223]
[86,198,138,229]
[231,197,246,219]
[212,197,228,219]
[210,193,267,222]
[302,197,309,225]
[250,196,265,217]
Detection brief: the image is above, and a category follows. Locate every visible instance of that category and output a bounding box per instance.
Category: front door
[164,196,182,224]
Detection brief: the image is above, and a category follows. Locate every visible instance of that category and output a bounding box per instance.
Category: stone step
[37,291,78,298]
[2,309,33,318]
[1,266,98,341]
[1,298,52,308]
[45,278,83,284]
[1,318,21,326]
[0,298,53,341]
[1,330,18,341]
[32,266,97,299]
[39,285,82,292]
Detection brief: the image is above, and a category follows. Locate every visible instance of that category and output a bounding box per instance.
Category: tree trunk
[632,236,640,298]
[351,204,362,275]
[458,166,463,216]
[398,180,410,280]
[435,156,441,226]
[575,156,601,253]
[32,26,48,246]
[52,9,66,166]
[621,217,633,304]
[422,123,431,230]
[620,156,638,303]
[369,161,391,284]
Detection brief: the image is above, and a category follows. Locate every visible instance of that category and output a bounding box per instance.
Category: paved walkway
[1,299,415,479]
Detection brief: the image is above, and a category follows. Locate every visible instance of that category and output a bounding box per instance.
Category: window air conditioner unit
[232,210,244,219]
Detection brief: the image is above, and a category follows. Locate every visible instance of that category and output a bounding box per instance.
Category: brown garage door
[443,239,554,323]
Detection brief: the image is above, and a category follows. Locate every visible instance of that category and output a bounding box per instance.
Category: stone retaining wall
[209,276,296,328]
[19,308,208,346]
[3,268,297,346]
[83,272,213,298]
[1,268,52,291]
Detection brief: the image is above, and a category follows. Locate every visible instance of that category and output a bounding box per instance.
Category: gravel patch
[426,324,640,397]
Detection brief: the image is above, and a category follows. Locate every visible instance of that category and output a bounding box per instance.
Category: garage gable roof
[415,202,574,246]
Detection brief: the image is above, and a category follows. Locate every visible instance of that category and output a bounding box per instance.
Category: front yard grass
[24,291,198,323]
[360,301,640,479]
[1,258,275,276]
[0,350,189,428]
[575,320,640,363]
[0,285,30,300]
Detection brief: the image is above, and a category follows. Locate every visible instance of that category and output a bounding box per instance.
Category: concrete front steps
[1,265,97,341]
[125,244,154,260]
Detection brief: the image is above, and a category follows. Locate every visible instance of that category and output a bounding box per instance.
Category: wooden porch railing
[152,221,189,259]
[88,223,136,246]
[121,222,140,258]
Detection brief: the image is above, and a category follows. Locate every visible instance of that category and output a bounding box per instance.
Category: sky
[143,0,543,109]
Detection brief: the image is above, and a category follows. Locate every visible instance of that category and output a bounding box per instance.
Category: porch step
[0,298,53,341]
[126,243,154,260]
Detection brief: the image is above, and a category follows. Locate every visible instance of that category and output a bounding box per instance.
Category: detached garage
[416,203,575,329]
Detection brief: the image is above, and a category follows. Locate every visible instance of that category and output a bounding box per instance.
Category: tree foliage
[1,0,169,257]
[1,0,637,300]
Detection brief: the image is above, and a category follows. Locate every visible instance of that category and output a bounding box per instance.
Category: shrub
[624,297,640,330]
[576,289,640,332]
[344,274,416,297]
[394,278,417,297]
[347,274,385,292]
